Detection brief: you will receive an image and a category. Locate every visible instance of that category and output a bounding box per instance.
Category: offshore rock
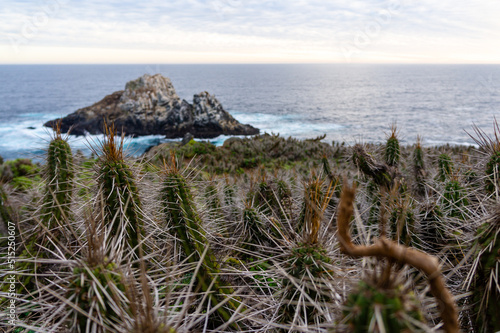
[44,74,259,138]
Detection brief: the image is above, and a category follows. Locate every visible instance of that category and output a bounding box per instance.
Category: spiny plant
[67,261,127,332]
[418,202,446,253]
[385,124,400,167]
[341,271,425,333]
[276,178,293,220]
[0,184,14,241]
[254,174,279,216]
[55,208,128,333]
[159,153,243,329]
[322,154,341,199]
[223,178,236,207]
[278,175,336,329]
[389,193,418,247]
[468,121,500,195]
[336,182,460,333]
[2,124,75,306]
[39,121,74,239]
[438,153,454,182]
[240,200,272,260]
[125,240,178,333]
[352,144,393,189]
[484,152,500,194]
[205,179,223,219]
[204,179,227,238]
[322,154,333,180]
[94,123,144,259]
[297,175,326,234]
[223,177,239,219]
[465,208,500,333]
[443,177,468,219]
[461,122,500,331]
[413,136,426,195]
[366,180,382,226]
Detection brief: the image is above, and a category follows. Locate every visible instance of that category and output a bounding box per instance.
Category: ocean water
[0,64,499,160]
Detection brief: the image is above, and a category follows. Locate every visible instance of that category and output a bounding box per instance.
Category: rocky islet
[44,74,259,138]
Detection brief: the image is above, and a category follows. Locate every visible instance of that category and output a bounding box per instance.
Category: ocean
[0,64,499,161]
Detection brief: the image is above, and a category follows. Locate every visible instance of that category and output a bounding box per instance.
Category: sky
[0,0,499,64]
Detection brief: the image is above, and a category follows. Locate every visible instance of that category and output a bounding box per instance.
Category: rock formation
[44,74,259,138]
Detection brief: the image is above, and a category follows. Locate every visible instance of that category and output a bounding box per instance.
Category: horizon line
[1,62,500,66]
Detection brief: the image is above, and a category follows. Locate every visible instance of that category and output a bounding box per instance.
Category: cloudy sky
[0,0,499,64]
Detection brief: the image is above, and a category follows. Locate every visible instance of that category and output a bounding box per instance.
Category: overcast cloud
[0,0,499,63]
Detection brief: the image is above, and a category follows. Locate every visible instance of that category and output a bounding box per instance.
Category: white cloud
[0,0,499,63]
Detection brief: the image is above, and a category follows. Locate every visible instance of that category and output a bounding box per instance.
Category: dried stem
[337,181,460,333]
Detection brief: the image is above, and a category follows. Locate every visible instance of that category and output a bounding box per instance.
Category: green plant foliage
[485,151,500,193]
[96,128,144,259]
[222,180,239,220]
[3,126,492,331]
[248,259,276,288]
[149,133,338,174]
[255,180,277,215]
[1,237,38,306]
[389,193,417,247]
[413,139,426,195]
[342,280,425,332]
[177,139,217,159]
[297,179,324,234]
[67,261,126,332]
[276,179,293,220]
[443,180,468,219]
[40,137,74,228]
[385,135,400,167]
[390,206,417,247]
[240,205,270,260]
[205,182,223,218]
[352,144,393,188]
[418,203,446,253]
[0,185,13,231]
[322,155,333,179]
[161,167,243,328]
[472,219,500,333]
[1,158,39,179]
[438,154,453,182]
[99,159,143,254]
[0,158,41,190]
[279,243,333,327]
[367,180,381,226]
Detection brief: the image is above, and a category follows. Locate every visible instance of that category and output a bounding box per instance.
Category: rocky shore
[44,74,259,138]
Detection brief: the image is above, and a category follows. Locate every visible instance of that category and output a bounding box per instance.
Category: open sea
[0,64,499,160]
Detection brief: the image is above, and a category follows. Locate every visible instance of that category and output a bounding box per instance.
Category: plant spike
[0,184,14,243]
[278,175,335,329]
[160,153,243,329]
[352,144,394,189]
[413,135,427,195]
[385,124,400,167]
[40,121,74,238]
[468,209,500,333]
[95,122,144,259]
[438,153,453,182]
[205,179,227,237]
[64,209,128,333]
[443,178,468,219]
[337,181,459,333]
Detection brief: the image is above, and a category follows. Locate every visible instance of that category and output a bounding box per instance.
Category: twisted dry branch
[336,181,460,333]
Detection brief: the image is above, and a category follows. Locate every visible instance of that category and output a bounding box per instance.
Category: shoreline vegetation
[0,127,499,332]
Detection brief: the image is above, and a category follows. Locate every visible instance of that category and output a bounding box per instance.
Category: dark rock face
[44,74,259,138]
